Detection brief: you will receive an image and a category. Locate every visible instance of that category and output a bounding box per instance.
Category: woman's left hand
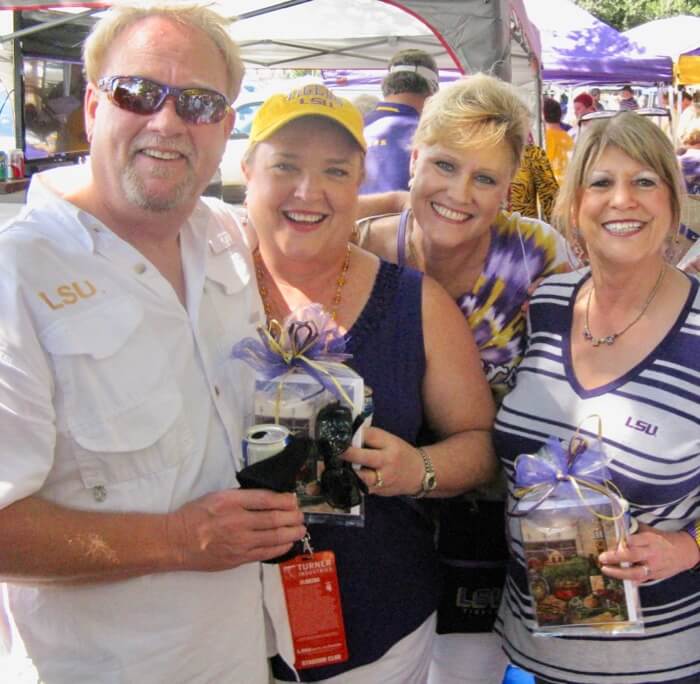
[598,523,699,584]
[341,426,423,497]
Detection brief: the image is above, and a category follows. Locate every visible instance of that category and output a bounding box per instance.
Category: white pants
[428,632,509,684]
[275,612,436,684]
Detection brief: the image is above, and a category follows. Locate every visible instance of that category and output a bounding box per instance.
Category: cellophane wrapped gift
[510,432,643,637]
[232,304,366,526]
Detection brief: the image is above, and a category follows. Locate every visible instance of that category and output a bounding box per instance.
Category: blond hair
[83,3,244,100]
[553,111,685,258]
[412,73,530,172]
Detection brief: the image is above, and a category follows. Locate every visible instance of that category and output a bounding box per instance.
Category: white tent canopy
[623,15,700,61]
[2,0,541,88]
[0,0,544,155]
[229,0,541,88]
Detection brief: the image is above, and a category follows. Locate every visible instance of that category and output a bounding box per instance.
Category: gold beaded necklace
[253,244,352,324]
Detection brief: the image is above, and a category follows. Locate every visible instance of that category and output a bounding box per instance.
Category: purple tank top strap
[396,208,411,266]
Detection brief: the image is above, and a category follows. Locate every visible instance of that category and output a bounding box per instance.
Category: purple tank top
[273,260,437,681]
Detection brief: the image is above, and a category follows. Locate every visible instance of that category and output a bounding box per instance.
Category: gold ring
[374,469,384,488]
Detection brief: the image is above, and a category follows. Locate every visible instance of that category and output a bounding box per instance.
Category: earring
[570,227,589,266]
[663,222,683,264]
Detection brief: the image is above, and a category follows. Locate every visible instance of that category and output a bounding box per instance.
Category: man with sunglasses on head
[0,4,305,683]
[359,48,439,195]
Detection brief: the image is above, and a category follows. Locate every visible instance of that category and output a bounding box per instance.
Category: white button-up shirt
[0,166,268,683]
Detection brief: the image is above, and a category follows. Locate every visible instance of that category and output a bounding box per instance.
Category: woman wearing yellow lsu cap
[241,84,496,682]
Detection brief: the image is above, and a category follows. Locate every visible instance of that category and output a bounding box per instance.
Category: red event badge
[280,550,349,670]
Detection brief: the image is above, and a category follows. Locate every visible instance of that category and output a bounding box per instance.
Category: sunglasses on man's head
[579,107,670,125]
[97,75,230,125]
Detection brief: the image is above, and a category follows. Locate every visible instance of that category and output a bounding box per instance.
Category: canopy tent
[521,0,673,85]
[2,0,541,87]
[1,0,545,154]
[623,16,700,86]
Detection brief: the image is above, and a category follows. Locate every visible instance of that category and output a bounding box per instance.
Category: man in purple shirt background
[360,49,439,195]
[619,84,639,110]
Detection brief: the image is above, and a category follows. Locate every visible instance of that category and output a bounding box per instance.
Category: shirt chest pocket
[41,296,193,490]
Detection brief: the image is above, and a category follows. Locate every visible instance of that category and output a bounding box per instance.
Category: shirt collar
[24,165,101,253]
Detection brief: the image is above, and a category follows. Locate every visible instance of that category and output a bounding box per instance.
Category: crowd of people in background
[0,4,698,684]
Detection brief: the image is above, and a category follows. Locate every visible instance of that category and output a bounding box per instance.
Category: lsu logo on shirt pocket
[38,280,98,310]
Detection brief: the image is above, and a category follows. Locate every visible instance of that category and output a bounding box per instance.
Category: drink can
[0,151,7,182]
[243,423,290,465]
[9,149,25,179]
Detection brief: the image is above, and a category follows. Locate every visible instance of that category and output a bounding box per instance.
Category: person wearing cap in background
[0,4,307,682]
[240,82,496,683]
[360,49,439,195]
[619,84,639,111]
[590,87,604,111]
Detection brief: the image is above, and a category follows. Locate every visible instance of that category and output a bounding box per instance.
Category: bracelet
[413,447,437,499]
[684,519,700,572]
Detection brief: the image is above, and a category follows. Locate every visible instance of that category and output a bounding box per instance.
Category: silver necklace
[583,265,666,347]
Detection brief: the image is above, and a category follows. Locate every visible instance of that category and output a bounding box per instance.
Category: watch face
[425,472,437,491]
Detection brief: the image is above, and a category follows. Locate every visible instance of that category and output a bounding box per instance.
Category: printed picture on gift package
[522,503,631,629]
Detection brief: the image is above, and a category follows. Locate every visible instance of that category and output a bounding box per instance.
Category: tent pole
[534,63,543,146]
[0,8,99,44]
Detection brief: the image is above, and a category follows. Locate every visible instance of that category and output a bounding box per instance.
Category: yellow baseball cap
[249,84,366,151]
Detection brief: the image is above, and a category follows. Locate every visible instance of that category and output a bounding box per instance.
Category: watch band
[685,519,700,572]
[414,447,436,499]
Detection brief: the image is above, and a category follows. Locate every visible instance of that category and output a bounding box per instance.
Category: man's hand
[168,489,306,570]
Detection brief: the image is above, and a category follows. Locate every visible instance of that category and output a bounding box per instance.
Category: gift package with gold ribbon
[509,421,644,636]
[232,304,368,526]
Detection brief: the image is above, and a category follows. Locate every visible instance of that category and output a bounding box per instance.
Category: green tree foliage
[575,0,700,31]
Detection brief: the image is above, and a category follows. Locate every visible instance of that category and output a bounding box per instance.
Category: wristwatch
[414,447,437,498]
[684,519,700,572]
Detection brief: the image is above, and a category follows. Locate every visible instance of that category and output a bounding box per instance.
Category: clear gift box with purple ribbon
[509,428,643,636]
[232,304,366,525]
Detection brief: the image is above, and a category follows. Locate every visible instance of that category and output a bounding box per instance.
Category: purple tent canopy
[523,0,673,85]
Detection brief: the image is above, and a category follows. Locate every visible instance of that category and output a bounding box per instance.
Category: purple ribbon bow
[511,436,612,517]
[231,303,354,402]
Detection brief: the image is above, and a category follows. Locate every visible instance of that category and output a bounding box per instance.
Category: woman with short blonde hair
[355,73,570,684]
[497,110,700,684]
[243,84,497,684]
[413,72,529,167]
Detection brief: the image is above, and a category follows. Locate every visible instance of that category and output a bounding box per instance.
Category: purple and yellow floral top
[356,208,569,404]
[387,208,570,402]
[455,210,569,402]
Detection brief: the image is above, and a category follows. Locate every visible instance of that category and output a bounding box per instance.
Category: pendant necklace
[253,244,352,324]
[583,264,666,347]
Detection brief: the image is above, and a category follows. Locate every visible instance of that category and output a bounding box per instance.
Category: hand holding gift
[599,523,700,585]
[342,425,427,497]
[509,423,644,636]
[167,490,306,569]
[232,304,368,525]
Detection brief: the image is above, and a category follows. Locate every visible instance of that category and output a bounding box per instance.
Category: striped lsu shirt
[493,270,700,684]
